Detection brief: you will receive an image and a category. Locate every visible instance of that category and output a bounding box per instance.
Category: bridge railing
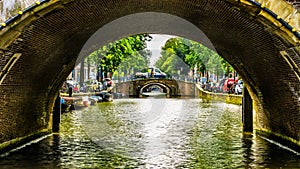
[248,0,300,39]
[113,75,198,84]
[0,0,48,23]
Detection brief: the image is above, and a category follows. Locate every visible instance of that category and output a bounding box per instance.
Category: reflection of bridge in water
[113,78,199,98]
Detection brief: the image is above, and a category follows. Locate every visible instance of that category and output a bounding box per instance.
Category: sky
[146,34,175,66]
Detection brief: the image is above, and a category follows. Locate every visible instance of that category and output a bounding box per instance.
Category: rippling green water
[1,98,300,168]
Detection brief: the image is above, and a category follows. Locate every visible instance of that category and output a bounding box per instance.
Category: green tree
[156,38,190,77]
[155,37,233,81]
[221,59,234,77]
[116,49,151,80]
[86,34,152,81]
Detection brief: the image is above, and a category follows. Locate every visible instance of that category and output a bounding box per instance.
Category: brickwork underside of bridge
[0,0,299,150]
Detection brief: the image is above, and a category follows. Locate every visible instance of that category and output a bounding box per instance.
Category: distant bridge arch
[114,79,197,98]
[132,79,181,98]
[139,82,171,97]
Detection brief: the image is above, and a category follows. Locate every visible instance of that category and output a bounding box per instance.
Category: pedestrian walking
[68,85,73,97]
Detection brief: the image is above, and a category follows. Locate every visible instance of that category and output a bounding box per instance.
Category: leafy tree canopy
[155,37,233,79]
[86,34,152,78]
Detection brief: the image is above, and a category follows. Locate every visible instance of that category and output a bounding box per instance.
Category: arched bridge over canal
[0,0,300,152]
[113,79,198,98]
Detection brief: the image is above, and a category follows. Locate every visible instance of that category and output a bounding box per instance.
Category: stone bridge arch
[0,0,300,150]
[130,79,180,98]
[139,83,171,98]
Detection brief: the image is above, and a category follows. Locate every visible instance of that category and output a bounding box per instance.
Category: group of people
[62,78,113,97]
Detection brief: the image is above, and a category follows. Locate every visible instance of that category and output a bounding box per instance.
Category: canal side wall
[177,81,198,97]
[196,84,242,105]
[113,81,131,97]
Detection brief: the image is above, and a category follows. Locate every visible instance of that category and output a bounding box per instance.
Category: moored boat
[95,91,113,102]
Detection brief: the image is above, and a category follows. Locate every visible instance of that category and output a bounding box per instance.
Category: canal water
[1,98,300,168]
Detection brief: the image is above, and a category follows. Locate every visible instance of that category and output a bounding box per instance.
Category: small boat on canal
[95,91,113,102]
[60,91,113,113]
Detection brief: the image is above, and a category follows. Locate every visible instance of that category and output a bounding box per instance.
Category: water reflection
[0,98,300,168]
[244,134,300,168]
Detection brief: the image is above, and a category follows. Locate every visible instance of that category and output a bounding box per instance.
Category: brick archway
[0,0,300,149]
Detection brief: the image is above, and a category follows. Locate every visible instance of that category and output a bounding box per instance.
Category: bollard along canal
[1,98,300,168]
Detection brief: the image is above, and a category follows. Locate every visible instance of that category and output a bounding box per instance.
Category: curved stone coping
[0,129,52,155]
[256,129,300,153]
[246,0,300,39]
[0,0,50,29]
[0,0,299,41]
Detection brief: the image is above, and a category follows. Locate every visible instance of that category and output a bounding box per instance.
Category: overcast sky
[146,34,175,66]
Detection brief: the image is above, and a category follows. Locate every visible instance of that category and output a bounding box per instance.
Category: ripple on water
[1,98,300,168]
